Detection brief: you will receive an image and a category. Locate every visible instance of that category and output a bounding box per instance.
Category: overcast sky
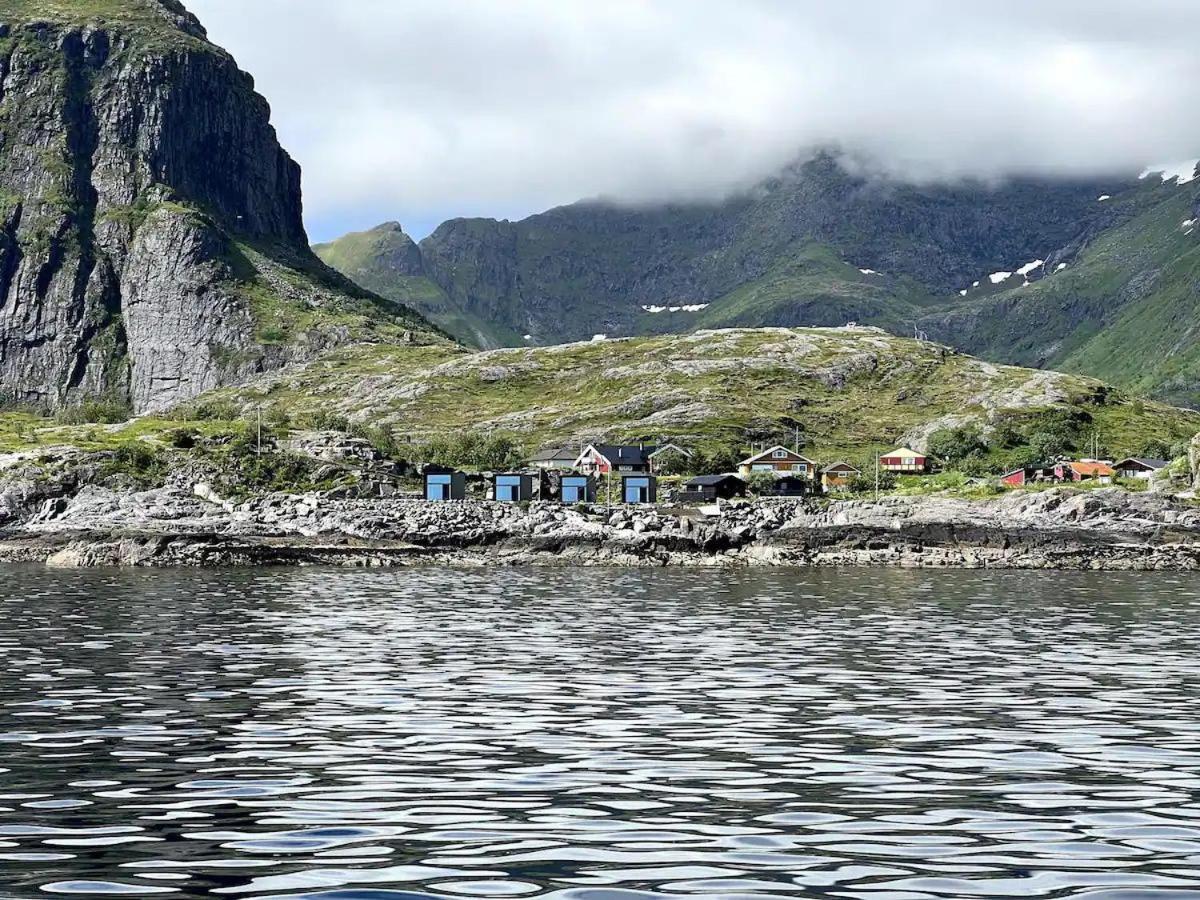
[188,0,1200,243]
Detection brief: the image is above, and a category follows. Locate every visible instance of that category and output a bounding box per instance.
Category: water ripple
[2,567,1200,898]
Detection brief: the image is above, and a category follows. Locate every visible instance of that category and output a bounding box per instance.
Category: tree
[1028,430,1070,463]
[926,426,987,465]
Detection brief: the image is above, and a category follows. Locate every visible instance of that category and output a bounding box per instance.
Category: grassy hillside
[190,327,1200,472]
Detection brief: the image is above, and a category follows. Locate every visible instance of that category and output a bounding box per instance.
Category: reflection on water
[2,567,1200,898]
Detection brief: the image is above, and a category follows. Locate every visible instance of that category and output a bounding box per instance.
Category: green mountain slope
[917,174,1200,406]
[313,223,517,348]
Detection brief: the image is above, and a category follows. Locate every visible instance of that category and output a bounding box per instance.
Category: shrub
[745,471,780,495]
[55,399,131,425]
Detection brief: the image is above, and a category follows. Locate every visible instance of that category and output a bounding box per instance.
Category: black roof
[592,443,657,465]
[1115,457,1170,469]
[686,474,744,487]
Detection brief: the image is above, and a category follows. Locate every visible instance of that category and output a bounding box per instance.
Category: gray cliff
[0,0,432,413]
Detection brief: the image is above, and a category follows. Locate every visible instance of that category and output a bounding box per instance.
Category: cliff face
[0,1,434,413]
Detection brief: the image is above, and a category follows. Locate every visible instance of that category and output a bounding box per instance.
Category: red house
[879,446,929,474]
[1002,466,1043,486]
[1054,460,1114,483]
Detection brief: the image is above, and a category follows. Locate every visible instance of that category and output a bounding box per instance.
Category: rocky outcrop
[5,479,1200,570]
[0,2,432,413]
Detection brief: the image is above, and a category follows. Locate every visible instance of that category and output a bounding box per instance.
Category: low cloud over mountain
[192,0,1200,239]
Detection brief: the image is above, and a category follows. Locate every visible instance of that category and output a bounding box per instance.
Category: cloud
[188,0,1200,241]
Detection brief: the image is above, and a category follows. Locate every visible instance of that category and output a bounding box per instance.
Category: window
[773,449,788,459]
[904,458,916,466]
[797,464,808,473]
[752,464,774,472]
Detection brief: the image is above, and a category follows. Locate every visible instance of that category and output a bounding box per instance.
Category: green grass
[0,0,210,52]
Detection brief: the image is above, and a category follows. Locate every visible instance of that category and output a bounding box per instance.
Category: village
[418,440,1175,505]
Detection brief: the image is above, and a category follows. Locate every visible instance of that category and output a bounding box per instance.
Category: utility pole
[875,450,880,501]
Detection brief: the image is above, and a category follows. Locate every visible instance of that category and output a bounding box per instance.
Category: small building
[767,474,812,497]
[1001,466,1045,487]
[738,446,818,478]
[1054,460,1115,483]
[1113,457,1170,480]
[576,443,656,475]
[493,472,537,502]
[424,465,466,501]
[530,447,580,470]
[621,474,657,504]
[880,446,930,475]
[821,461,861,491]
[679,474,747,503]
[560,474,597,504]
[647,443,692,473]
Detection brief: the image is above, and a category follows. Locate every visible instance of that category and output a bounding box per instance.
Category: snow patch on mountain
[642,304,710,314]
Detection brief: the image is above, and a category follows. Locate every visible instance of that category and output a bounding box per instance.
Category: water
[2,567,1200,899]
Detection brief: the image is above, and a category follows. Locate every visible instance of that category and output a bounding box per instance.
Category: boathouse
[424,465,466,501]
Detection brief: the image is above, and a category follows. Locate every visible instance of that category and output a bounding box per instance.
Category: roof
[738,445,817,466]
[882,447,924,458]
[1068,461,1115,477]
[583,443,658,466]
[531,447,578,462]
[648,443,691,458]
[821,461,861,474]
[685,474,745,487]
[1114,457,1170,470]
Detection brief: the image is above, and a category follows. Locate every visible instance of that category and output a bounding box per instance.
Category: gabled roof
[738,445,817,466]
[1068,460,1115,477]
[821,461,861,474]
[531,446,578,462]
[578,443,658,466]
[1113,457,1170,470]
[648,443,691,458]
[882,446,924,458]
[685,474,746,487]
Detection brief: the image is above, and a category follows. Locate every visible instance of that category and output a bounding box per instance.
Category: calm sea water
[2,567,1200,899]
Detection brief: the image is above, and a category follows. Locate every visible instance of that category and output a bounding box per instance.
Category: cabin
[621,474,657,504]
[560,474,597,504]
[576,443,655,475]
[738,446,818,478]
[821,461,861,491]
[1113,457,1170,480]
[493,472,537,502]
[766,474,812,497]
[575,443,691,475]
[647,443,693,473]
[880,447,930,475]
[529,447,580,471]
[1054,460,1115,483]
[679,474,747,503]
[424,465,466,501]
[1001,466,1046,487]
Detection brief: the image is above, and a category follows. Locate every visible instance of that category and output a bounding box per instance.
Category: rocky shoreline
[4,478,1200,569]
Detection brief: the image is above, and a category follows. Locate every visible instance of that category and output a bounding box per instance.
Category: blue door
[496,476,521,502]
[426,475,450,501]
[562,480,584,503]
[625,478,649,504]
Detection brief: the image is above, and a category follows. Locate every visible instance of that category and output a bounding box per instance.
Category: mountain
[916,167,1200,407]
[317,154,1200,405]
[0,0,438,414]
[209,326,1200,470]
